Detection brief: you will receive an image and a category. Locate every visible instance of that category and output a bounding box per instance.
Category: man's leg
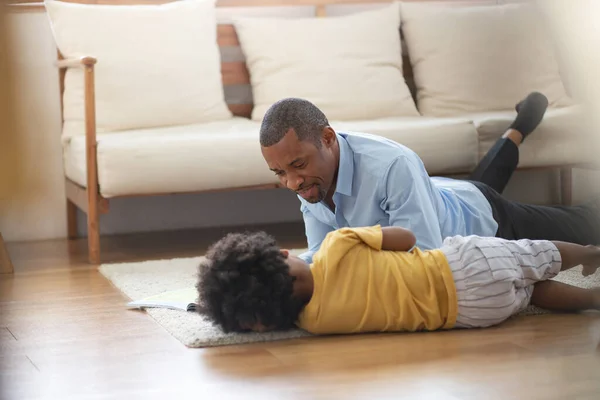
[471,180,600,246]
[468,92,549,194]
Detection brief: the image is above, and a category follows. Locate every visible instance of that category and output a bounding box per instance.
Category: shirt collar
[335,133,354,197]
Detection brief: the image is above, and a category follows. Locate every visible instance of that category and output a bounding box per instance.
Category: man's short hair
[259,98,330,148]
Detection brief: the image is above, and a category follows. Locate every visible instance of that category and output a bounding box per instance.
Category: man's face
[261,128,337,204]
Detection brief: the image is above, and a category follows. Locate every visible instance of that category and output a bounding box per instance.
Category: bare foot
[582,264,598,277]
[582,245,600,276]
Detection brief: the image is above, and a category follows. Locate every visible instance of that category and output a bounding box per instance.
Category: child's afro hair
[196,231,305,333]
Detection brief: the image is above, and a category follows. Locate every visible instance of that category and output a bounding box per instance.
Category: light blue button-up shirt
[298,131,498,263]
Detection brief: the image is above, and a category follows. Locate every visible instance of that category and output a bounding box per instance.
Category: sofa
[44,0,596,264]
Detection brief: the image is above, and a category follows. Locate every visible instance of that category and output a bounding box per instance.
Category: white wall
[1,3,597,243]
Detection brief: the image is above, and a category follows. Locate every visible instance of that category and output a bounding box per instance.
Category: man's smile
[298,184,317,199]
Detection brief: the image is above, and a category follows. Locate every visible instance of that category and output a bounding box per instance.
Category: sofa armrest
[54,54,98,171]
[54,54,98,183]
[55,54,102,260]
[55,56,97,69]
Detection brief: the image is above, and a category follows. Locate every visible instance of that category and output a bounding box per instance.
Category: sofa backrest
[214,0,418,118]
[55,0,419,119]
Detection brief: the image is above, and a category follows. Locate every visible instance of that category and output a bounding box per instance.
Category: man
[259,94,600,263]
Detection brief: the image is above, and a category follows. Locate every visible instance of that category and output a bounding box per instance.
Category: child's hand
[381,226,417,252]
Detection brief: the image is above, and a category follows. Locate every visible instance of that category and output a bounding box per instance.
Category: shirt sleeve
[298,205,335,263]
[379,156,443,250]
[337,225,383,251]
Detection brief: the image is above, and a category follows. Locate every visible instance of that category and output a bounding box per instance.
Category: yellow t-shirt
[296,225,457,335]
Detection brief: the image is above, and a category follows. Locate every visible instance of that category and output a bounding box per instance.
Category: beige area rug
[99,249,313,348]
[99,250,600,348]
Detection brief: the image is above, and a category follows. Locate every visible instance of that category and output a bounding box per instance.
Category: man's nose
[285,172,303,191]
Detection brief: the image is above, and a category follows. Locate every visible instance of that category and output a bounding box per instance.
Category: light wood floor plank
[1,222,599,400]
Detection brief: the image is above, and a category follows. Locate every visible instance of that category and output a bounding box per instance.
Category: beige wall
[0,9,306,243]
[542,0,600,197]
[542,0,600,145]
[0,11,67,243]
[1,2,598,243]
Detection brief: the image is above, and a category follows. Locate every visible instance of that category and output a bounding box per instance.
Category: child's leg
[531,281,600,312]
[529,241,600,311]
[443,236,599,329]
[550,241,600,276]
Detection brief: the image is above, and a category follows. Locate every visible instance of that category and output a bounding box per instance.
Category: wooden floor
[2,222,600,400]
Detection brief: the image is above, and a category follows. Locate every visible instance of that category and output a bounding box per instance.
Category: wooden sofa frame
[46,0,577,264]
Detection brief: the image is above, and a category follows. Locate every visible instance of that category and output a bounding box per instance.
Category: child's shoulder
[315,227,382,266]
[322,225,383,251]
[323,225,383,240]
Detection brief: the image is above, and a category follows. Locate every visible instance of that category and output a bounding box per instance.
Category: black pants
[467,138,600,245]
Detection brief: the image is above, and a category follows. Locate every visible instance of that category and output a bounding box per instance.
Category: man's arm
[381,226,416,252]
[380,155,443,251]
[298,206,335,263]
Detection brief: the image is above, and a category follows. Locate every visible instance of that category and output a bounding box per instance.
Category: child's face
[280,249,310,279]
[241,321,272,333]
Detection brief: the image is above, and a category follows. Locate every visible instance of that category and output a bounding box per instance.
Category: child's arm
[381,226,417,252]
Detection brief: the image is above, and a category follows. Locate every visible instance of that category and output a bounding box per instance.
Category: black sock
[509,92,549,140]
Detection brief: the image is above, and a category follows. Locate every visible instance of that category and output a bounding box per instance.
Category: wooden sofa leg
[67,199,79,239]
[0,232,14,274]
[83,59,100,265]
[560,167,573,206]
[87,196,100,265]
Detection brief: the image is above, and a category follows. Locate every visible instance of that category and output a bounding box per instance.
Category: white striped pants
[440,235,562,328]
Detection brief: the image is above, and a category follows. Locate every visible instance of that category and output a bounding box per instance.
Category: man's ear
[321,126,336,148]
[280,249,290,258]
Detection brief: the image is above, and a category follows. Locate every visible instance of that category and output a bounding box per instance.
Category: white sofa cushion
[471,105,593,168]
[400,1,572,117]
[45,0,232,133]
[63,117,479,197]
[63,118,274,197]
[330,117,479,174]
[232,2,420,122]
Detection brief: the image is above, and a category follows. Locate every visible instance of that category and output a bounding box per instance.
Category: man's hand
[381,226,416,252]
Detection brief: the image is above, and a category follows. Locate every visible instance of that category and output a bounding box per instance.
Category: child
[196,225,600,334]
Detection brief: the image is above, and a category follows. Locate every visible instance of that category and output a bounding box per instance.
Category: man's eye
[295,163,307,169]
